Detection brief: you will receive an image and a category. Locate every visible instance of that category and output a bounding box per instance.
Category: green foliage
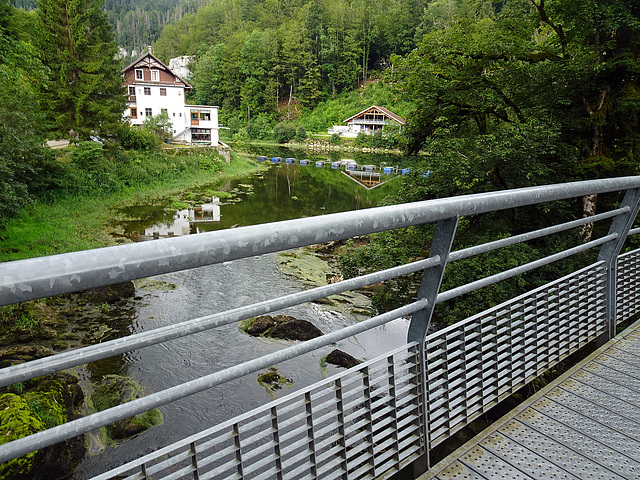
[273,122,297,143]
[0,394,44,478]
[248,114,274,140]
[142,110,173,143]
[295,124,307,142]
[232,128,251,145]
[0,0,54,229]
[36,0,126,140]
[330,133,341,145]
[159,0,426,119]
[117,123,159,150]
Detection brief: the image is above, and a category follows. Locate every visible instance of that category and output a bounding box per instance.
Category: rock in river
[243,315,323,341]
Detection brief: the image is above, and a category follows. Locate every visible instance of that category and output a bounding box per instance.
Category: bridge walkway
[420,319,640,480]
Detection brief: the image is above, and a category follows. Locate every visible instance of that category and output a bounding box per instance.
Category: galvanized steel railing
[2,177,640,479]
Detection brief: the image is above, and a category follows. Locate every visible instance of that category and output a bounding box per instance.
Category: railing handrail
[2,176,639,307]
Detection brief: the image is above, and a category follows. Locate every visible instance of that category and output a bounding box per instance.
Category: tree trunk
[580,193,597,241]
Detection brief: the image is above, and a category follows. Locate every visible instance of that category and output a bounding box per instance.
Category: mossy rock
[80,281,136,304]
[242,315,323,341]
[257,367,294,398]
[0,373,85,480]
[91,374,162,443]
[0,345,54,369]
[0,394,45,478]
[325,349,361,369]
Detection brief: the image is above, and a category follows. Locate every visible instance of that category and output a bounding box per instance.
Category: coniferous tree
[0,0,54,229]
[36,0,126,140]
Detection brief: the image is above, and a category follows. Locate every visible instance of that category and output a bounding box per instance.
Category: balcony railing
[1,177,640,479]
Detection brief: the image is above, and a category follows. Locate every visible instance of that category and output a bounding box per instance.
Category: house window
[160,88,167,96]
[135,69,143,80]
[130,107,137,119]
[191,128,211,142]
[128,86,136,96]
[191,111,199,121]
[145,108,152,116]
[151,70,159,81]
[144,87,151,95]
[200,111,211,121]
[172,112,175,117]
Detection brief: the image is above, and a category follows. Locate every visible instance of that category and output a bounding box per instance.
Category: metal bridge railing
[1,177,640,479]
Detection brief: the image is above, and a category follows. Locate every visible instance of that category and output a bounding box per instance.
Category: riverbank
[0,150,265,263]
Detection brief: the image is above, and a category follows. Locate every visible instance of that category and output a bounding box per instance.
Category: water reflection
[119,162,400,239]
[143,198,222,238]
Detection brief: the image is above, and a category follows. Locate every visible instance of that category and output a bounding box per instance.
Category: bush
[117,124,158,150]
[232,128,250,145]
[330,133,341,145]
[142,111,173,143]
[273,122,297,143]
[249,115,274,140]
[295,124,307,142]
[71,142,105,170]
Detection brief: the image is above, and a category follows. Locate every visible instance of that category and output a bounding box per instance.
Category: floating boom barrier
[255,156,422,177]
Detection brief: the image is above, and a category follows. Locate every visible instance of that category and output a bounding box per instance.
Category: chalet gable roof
[123,50,192,90]
[344,105,405,125]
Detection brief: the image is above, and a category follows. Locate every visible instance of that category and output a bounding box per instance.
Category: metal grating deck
[419,318,640,480]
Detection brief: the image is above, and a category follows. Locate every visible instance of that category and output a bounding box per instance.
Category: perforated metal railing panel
[93,345,424,480]
[425,262,607,448]
[617,249,640,323]
[421,318,640,480]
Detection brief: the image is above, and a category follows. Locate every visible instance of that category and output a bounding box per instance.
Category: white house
[328,105,405,138]
[123,48,219,146]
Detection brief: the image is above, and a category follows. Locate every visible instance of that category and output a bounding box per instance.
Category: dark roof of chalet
[344,105,405,125]
[123,50,192,90]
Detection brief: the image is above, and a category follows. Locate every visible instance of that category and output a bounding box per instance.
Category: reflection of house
[145,198,221,237]
[123,48,219,146]
[328,105,405,137]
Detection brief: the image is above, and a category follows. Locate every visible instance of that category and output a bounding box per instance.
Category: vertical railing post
[407,216,459,475]
[597,187,640,342]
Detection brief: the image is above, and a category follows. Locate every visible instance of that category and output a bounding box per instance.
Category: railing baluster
[362,365,375,477]
[190,441,200,480]
[335,378,348,480]
[305,392,317,479]
[597,187,640,341]
[408,216,458,473]
[271,406,283,480]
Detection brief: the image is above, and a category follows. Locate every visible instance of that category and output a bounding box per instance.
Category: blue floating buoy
[422,170,431,178]
[346,163,357,171]
[257,156,268,162]
[315,161,325,167]
[383,167,394,174]
[364,165,375,172]
[285,158,295,164]
[300,159,311,165]
[402,168,410,175]
[331,162,340,169]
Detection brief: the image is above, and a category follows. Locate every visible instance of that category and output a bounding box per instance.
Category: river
[71,151,414,478]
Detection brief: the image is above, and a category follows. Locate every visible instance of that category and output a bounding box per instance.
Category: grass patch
[0,152,263,263]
